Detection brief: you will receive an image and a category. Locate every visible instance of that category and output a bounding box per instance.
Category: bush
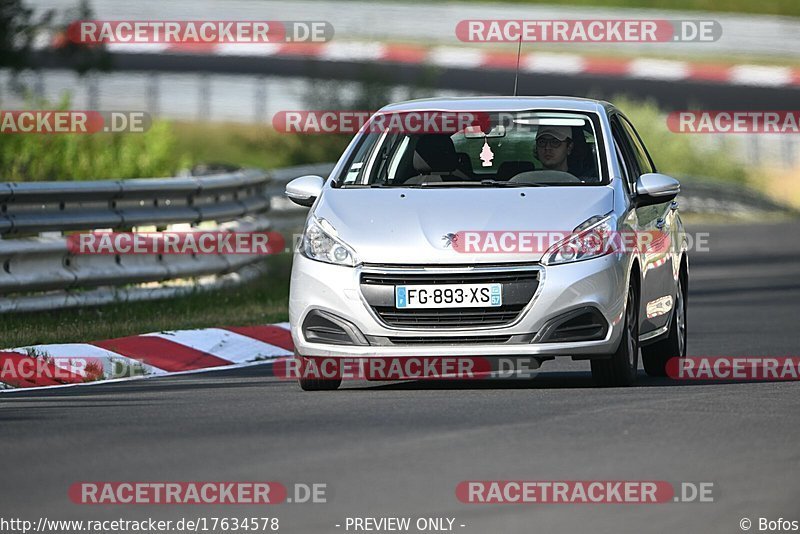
[613,96,750,184]
[170,121,351,171]
[0,95,190,181]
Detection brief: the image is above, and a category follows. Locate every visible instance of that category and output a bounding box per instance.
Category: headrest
[412,135,458,173]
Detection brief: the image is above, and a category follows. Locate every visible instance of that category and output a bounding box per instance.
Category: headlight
[542,214,615,265]
[300,216,358,266]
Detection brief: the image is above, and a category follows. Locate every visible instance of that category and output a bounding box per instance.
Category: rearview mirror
[634,173,680,207]
[285,175,325,207]
[463,125,506,138]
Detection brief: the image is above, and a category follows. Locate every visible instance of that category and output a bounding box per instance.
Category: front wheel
[295,354,342,391]
[298,376,342,391]
[642,277,687,377]
[591,280,639,387]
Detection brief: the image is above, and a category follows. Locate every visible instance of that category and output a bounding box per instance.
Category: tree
[0,0,53,71]
[0,0,107,84]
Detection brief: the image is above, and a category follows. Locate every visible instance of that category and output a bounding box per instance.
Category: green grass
[454,0,800,17]
[2,120,352,182]
[0,118,192,181]
[0,254,292,348]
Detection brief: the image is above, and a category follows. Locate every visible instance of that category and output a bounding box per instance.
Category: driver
[534,126,572,172]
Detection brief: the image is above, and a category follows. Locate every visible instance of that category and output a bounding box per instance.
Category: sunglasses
[536,137,568,149]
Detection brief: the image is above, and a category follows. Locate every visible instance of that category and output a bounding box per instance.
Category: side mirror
[634,173,680,207]
[285,175,325,207]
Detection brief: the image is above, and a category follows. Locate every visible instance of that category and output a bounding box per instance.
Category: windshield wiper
[354,180,549,188]
[394,181,478,188]
[479,179,547,187]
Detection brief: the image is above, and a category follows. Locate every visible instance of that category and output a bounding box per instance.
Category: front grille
[373,305,526,328]
[385,335,513,345]
[360,269,539,285]
[360,265,540,329]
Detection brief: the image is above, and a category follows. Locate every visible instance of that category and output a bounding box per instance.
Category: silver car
[285,97,688,390]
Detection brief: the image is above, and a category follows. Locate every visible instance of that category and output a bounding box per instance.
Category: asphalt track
[2,220,799,534]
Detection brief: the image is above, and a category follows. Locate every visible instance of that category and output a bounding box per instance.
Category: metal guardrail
[0,168,270,236]
[0,168,300,313]
[1,162,792,314]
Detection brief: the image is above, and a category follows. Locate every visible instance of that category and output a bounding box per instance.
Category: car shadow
[346,371,769,391]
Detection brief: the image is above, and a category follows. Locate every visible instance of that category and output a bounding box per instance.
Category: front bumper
[289,253,628,358]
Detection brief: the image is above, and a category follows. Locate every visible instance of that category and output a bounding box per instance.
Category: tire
[642,276,687,377]
[298,376,342,391]
[294,354,342,391]
[591,279,639,387]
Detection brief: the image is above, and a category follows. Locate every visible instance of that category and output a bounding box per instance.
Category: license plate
[395,283,502,309]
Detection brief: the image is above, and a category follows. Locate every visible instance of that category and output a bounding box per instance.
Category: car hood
[312,186,614,264]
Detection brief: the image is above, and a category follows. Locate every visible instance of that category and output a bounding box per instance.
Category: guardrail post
[146,73,160,117]
[34,71,45,101]
[198,74,211,121]
[86,71,99,110]
[254,76,267,124]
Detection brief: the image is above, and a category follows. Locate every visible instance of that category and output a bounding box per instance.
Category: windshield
[336,110,606,187]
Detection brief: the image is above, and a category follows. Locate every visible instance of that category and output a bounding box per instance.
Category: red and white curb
[51,38,800,89]
[0,323,294,391]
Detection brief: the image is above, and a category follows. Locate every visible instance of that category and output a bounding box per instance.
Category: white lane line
[320,41,387,61]
[105,42,170,54]
[524,53,587,74]
[628,58,690,80]
[428,47,485,68]
[216,43,282,56]
[729,65,793,87]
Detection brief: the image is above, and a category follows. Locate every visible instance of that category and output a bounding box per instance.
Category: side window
[611,117,639,195]
[342,134,379,184]
[619,116,655,175]
[369,133,403,184]
[385,136,410,182]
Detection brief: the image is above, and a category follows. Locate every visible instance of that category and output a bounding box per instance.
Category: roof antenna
[512,34,523,96]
